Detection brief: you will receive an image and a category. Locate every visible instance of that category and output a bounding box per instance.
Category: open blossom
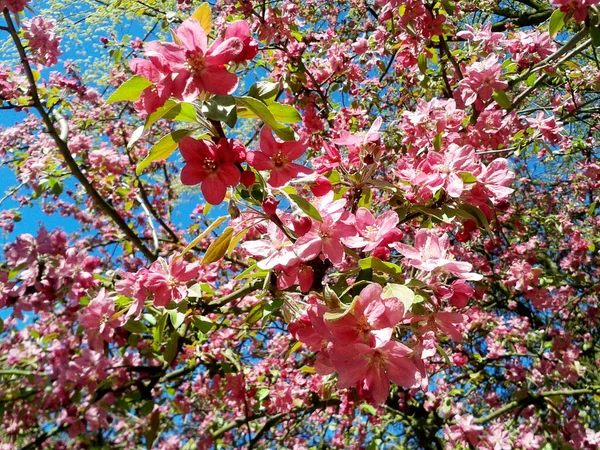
[215,20,259,63]
[130,55,178,116]
[476,158,515,203]
[144,257,200,307]
[179,136,242,205]
[145,18,244,99]
[325,283,405,346]
[0,0,29,13]
[79,289,121,352]
[343,207,400,252]
[241,222,298,270]
[22,16,62,67]
[457,55,508,107]
[330,340,420,405]
[392,229,482,281]
[246,126,313,187]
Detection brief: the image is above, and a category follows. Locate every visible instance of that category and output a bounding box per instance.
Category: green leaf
[245,302,265,324]
[201,226,234,264]
[433,133,442,151]
[187,283,203,298]
[257,388,270,401]
[359,257,402,277]
[124,319,148,334]
[418,53,427,74]
[493,91,512,109]
[459,171,478,183]
[248,81,279,102]
[139,399,155,416]
[169,311,186,330]
[266,103,302,123]
[191,2,211,33]
[202,96,237,128]
[105,75,152,104]
[164,332,179,365]
[592,26,600,47]
[227,227,252,258]
[549,9,566,38]
[0,317,3,334]
[288,194,323,222]
[234,96,297,141]
[358,188,372,209]
[234,264,269,280]
[191,315,213,333]
[153,313,168,351]
[145,101,198,131]
[382,283,415,310]
[459,203,492,235]
[324,307,352,322]
[360,403,377,416]
[178,215,229,259]
[136,129,193,175]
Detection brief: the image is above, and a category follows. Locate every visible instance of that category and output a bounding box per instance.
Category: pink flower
[79,289,121,351]
[179,137,242,205]
[144,257,200,307]
[22,17,62,67]
[216,20,259,63]
[0,0,30,13]
[343,208,399,252]
[130,55,178,116]
[241,222,298,270]
[294,214,356,265]
[476,158,515,203]
[246,126,313,187]
[145,18,244,99]
[325,283,405,346]
[331,340,420,405]
[392,229,482,281]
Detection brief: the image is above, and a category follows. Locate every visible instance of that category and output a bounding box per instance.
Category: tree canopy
[1,0,600,448]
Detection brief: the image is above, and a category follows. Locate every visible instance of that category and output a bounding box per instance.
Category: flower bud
[310,175,332,197]
[292,216,312,237]
[262,197,279,215]
[240,170,256,187]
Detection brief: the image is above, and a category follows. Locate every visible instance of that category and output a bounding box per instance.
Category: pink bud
[372,246,390,260]
[240,170,256,187]
[310,176,332,197]
[100,37,109,45]
[293,216,312,237]
[262,197,279,215]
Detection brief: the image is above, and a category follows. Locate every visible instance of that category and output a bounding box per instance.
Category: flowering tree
[1,0,600,448]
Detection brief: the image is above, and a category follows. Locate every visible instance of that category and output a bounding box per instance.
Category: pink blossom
[22,17,62,67]
[145,18,244,98]
[144,257,200,307]
[241,222,298,270]
[343,207,399,252]
[246,127,313,187]
[294,214,356,265]
[79,289,121,351]
[0,0,30,14]
[392,229,483,280]
[324,283,405,346]
[179,137,242,205]
[330,340,420,405]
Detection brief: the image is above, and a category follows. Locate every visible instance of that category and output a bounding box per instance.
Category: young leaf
[136,129,193,175]
[234,96,297,141]
[248,81,279,102]
[549,9,566,38]
[493,91,512,109]
[382,283,415,310]
[105,75,152,104]
[267,103,302,123]
[191,2,211,34]
[178,215,229,259]
[288,194,323,222]
[201,226,234,264]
